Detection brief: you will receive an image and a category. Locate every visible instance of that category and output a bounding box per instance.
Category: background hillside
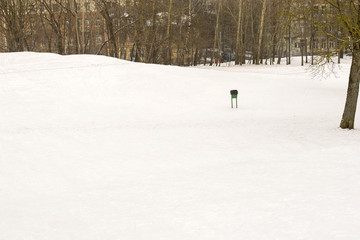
[0,52,359,240]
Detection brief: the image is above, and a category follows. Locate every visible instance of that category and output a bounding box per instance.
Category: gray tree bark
[235,0,243,65]
[211,0,221,66]
[256,0,267,65]
[340,45,360,129]
[166,0,173,65]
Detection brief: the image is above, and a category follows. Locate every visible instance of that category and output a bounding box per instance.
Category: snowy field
[1,52,360,240]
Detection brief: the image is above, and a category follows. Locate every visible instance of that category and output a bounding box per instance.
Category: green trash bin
[230,90,238,108]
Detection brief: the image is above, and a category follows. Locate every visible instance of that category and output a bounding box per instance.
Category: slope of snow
[0,52,359,240]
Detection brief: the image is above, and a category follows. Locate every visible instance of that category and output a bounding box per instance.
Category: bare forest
[0,0,351,66]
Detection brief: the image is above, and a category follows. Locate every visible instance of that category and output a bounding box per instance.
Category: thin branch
[96,19,138,55]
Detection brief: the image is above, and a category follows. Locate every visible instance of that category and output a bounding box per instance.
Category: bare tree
[35,0,68,54]
[211,0,221,66]
[95,0,120,58]
[325,0,360,129]
[256,0,267,64]
[0,0,32,51]
[165,0,173,64]
[235,0,243,65]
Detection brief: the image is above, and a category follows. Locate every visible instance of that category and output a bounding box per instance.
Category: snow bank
[0,52,359,240]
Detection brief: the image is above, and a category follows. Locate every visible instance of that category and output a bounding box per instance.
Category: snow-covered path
[1,52,359,240]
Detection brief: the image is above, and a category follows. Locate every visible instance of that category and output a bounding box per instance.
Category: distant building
[289,0,342,58]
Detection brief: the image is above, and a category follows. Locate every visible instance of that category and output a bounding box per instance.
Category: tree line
[0,0,343,66]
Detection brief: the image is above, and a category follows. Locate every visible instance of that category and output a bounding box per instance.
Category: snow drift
[0,52,359,240]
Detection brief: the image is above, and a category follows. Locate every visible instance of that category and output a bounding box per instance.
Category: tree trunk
[250,1,255,64]
[256,0,267,65]
[193,47,199,66]
[56,32,64,54]
[73,0,82,54]
[340,46,360,129]
[166,0,173,65]
[235,0,243,65]
[287,25,291,65]
[146,1,158,63]
[277,39,283,64]
[338,40,341,64]
[310,0,314,65]
[305,37,308,63]
[103,13,118,58]
[211,0,221,66]
[301,40,304,66]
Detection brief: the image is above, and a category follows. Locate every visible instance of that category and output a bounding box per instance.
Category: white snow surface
[1,52,360,240]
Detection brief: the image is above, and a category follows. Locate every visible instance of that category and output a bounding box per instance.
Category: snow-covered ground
[1,52,359,240]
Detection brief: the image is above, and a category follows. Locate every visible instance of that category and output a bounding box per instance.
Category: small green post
[230,90,238,108]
